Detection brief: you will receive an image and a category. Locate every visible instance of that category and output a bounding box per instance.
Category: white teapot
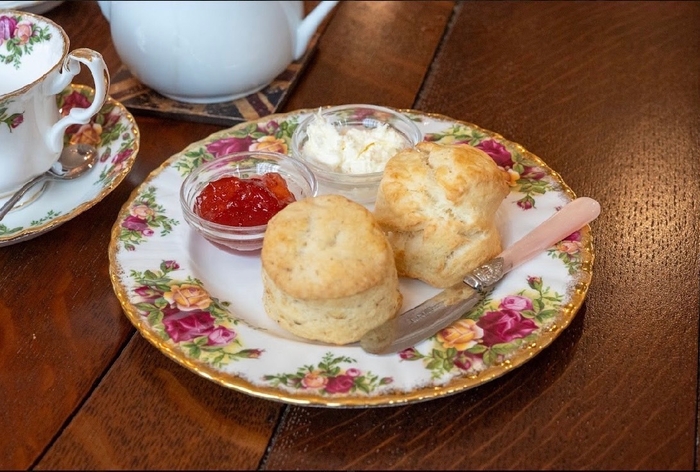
[98,1,338,104]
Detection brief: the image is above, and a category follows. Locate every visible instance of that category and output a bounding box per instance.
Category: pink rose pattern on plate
[118,186,179,251]
[263,352,392,395]
[400,276,563,378]
[549,228,585,275]
[130,260,262,365]
[173,118,294,176]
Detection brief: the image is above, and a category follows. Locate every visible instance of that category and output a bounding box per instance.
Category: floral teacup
[0,10,109,209]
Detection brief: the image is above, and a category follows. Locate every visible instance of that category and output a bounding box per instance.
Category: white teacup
[0,10,109,207]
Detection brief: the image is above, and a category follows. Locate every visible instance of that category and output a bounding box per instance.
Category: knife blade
[360,197,601,355]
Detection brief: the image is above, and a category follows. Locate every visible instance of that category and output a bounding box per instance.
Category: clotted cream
[301,112,407,174]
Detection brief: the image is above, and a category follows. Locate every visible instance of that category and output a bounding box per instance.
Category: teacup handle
[44,48,110,154]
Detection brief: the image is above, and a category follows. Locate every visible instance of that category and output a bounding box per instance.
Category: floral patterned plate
[108,108,594,408]
[0,84,139,247]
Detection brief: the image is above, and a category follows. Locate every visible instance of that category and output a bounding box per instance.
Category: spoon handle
[0,174,47,222]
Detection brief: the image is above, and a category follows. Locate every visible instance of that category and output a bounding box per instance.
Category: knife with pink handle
[360,197,601,355]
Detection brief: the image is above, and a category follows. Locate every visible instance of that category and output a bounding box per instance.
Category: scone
[373,141,509,288]
[261,194,402,345]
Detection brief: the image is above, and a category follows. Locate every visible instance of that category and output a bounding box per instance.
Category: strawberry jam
[194,173,296,227]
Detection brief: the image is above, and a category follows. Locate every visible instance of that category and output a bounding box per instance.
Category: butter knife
[360,197,601,355]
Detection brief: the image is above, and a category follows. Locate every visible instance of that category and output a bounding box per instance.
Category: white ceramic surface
[97,0,338,104]
[109,108,596,407]
[0,9,109,205]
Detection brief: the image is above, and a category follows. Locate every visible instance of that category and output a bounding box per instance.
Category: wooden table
[2,1,699,469]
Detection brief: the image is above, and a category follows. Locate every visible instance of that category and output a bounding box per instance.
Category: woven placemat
[107,35,318,127]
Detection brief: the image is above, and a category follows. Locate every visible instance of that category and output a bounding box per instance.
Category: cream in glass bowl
[291,104,423,204]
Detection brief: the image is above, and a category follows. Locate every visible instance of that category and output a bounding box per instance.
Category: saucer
[0,84,139,247]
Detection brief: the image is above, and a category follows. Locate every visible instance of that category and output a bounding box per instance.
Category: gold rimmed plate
[108,108,594,408]
[0,84,140,247]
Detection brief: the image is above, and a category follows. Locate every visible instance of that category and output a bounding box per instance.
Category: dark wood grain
[36,335,283,470]
[3,0,699,470]
[262,1,700,470]
[284,1,455,110]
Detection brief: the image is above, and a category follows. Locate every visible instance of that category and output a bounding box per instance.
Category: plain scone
[261,194,403,345]
[373,141,509,288]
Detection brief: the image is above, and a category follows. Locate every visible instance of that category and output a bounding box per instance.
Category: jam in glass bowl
[180,151,318,251]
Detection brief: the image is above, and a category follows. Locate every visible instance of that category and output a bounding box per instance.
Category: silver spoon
[0,143,98,222]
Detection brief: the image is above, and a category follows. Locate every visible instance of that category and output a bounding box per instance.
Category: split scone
[261,194,402,345]
[373,141,509,288]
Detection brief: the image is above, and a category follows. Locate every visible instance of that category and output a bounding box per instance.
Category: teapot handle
[295,0,339,60]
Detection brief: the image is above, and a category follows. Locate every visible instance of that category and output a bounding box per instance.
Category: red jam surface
[194,173,296,227]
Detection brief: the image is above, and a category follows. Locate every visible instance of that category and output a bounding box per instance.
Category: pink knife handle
[499,197,601,273]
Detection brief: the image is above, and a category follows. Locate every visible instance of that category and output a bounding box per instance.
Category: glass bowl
[180,151,318,252]
[291,104,423,204]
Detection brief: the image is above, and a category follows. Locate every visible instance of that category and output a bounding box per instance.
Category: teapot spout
[97,1,111,22]
[295,0,339,60]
